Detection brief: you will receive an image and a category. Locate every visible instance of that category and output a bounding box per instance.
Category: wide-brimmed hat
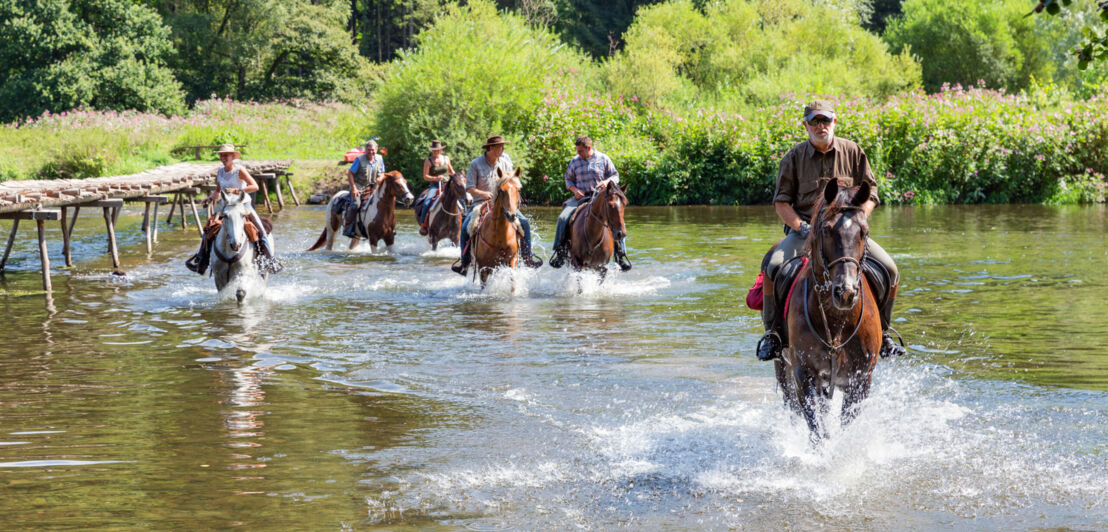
[429,139,445,151]
[215,143,240,155]
[481,135,509,149]
[803,100,836,122]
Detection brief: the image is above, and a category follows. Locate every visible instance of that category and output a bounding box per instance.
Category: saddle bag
[745,272,765,310]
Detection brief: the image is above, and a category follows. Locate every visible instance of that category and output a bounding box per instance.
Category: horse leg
[795,365,829,442]
[597,266,608,284]
[774,359,801,413]
[841,374,873,427]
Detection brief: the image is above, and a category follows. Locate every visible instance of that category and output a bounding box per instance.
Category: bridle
[213,201,248,265]
[802,204,869,394]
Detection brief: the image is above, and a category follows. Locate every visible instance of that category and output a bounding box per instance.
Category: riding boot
[614,238,632,271]
[549,242,568,268]
[185,238,212,275]
[451,242,471,275]
[756,277,785,361]
[342,200,359,238]
[519,237,543,269]
[878,290,906,358]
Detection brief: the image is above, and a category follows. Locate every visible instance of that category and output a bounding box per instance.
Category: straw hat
[215,144,240,156]
[481,135,509,149]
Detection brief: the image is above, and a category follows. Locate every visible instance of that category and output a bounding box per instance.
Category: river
[1,204,1106,530]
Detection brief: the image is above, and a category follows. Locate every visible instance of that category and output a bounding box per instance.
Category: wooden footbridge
[0,161,294,292]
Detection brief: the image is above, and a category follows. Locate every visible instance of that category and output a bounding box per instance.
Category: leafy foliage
[883,0,1054,93]
[150,0,374,103]
[604,0,922,110]
[373,0,596,193]
[0,0,185,122]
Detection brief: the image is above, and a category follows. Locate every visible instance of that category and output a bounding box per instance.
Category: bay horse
[211,190,268,303]
[472,168,522,286]
[307,171,414,252]
[425,172,466,250]
[775,180,883,441]
[567,180,627,279]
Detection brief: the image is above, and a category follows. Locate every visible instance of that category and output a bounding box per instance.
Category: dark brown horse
[775,180,883,441]
[472,169,521,286]
[425,172,467,250]
[567,180,627,278]
[307,171,414,252]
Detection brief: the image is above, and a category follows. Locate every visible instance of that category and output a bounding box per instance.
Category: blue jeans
[417,184,440,224]
[459,204,534,258]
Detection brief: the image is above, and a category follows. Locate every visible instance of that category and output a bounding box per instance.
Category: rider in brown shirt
[757,100,906,361]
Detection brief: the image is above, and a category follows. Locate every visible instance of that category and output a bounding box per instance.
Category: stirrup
[450,258,468,276]
[185,254,201,273]
[615,253,632,272]
[549,250,566,268]
[880,327,906,358]
[755,331,783,361]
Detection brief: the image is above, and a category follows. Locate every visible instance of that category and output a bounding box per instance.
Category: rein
[584,195,612,253]
[803,205,868,396]
[213,203,248,265]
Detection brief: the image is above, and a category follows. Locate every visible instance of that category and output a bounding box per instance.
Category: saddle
[762,253,891,324]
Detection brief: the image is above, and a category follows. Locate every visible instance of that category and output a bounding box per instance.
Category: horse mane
[602,180,628,204]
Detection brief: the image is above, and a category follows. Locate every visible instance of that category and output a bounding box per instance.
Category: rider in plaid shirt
[549,136,631,271]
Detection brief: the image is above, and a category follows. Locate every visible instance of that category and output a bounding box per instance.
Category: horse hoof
[236,288,246,303]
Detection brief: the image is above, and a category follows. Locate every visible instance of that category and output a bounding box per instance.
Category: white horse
[211,190,268,303]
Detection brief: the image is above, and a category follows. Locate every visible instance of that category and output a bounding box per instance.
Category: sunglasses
[807,116,833,126]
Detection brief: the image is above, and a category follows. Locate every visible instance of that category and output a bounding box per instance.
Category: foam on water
[363,361,1108,529]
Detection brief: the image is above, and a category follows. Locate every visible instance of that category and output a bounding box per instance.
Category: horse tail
[306,228,328,251]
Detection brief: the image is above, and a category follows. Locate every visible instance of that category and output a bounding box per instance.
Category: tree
[884,0,1053,92]
[148,0,372,103]
[605,0,921,108]
[0,0,185,122]
[1028,0,1108,69]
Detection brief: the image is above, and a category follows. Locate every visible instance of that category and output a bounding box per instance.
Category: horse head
[444,171,466,201]
[218,189,249,252]
[380,171,415,207]
[807,179,871,311]
[492,167,521,222]
[596,180,628,240]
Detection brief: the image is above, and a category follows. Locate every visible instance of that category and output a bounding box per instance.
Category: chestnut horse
[567,180,627,278]
[775,180,883,441]
[425,172,467,250]
[307,171,414,252]
[472,169,522,285]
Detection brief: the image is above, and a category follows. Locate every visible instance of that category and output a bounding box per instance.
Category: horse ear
[822,178,839,205]
[514,167,521,178]
[496,167,504,178]
[238,189,246,203]
[853,182,872,206]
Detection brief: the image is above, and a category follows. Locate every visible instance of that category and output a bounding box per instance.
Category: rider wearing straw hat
[416,139,456,235]
[185,144,276,274]
[451,135,543,276]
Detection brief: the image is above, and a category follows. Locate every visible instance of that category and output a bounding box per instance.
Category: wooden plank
[259,177,274,214]
[103,207,120,269]
[0,210,63,221]
[37,220,51,292]
[284,174,301,206]
[1,219,19,271]
[82,199,124,209]
[142,202,152,255]
[61,207,73,267]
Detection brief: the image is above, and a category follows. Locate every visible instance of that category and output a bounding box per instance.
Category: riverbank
[3,90,1106,206]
